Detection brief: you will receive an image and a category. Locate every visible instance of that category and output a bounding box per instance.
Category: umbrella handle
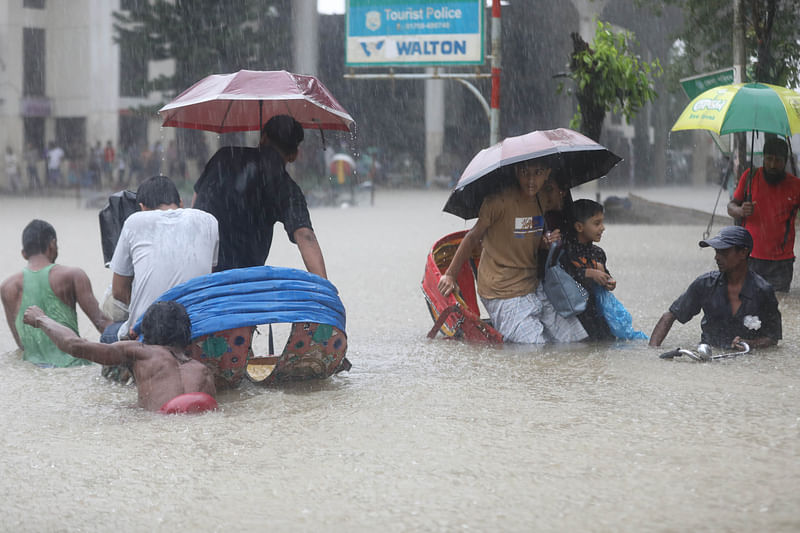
[744,131,756,203]
[317,121,327,150]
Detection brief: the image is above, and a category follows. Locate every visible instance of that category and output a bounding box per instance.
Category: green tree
[559,21,662,142]
[113,0,291,155]
[652,0,800,86]
[114,0,291,97]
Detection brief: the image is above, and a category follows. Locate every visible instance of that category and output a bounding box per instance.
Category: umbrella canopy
[671,82,800,137]
[443,128,622,219]
[158,69,355,133]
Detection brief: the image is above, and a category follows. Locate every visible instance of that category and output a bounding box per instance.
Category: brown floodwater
[1,190,798,532]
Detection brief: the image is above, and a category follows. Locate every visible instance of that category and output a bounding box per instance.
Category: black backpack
[98,190,140,266]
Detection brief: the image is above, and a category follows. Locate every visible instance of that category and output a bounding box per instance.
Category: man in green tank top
[1,219,111,367]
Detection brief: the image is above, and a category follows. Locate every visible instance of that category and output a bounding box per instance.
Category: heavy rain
[1,1,799,531]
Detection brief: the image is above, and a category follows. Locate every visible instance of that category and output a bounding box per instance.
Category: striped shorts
[481,285,588,344]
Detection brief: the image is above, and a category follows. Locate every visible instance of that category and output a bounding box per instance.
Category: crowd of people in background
[2,139,192,194]
[3,137,388,206]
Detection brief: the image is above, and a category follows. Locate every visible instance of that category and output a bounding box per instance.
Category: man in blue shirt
[649,226,781,349]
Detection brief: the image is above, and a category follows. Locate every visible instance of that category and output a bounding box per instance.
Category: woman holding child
[438,159,589,344]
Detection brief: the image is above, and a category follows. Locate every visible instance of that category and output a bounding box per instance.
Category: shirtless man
[1,219,110,367]
[23,300,217,413]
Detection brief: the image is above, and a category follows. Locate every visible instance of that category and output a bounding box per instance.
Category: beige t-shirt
[476,187,546,300]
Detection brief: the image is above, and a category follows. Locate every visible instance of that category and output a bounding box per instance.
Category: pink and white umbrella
[158,69,355,133]
[444,128,622,219]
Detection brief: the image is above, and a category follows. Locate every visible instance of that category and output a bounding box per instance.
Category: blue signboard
[346,0,484,67]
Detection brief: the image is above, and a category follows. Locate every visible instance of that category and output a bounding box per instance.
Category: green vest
[15,265,90,367]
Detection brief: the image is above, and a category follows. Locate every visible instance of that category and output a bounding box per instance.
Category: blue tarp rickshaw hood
[132,266,346,340]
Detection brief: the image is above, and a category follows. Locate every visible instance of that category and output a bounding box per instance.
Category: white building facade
[0,0,167,189]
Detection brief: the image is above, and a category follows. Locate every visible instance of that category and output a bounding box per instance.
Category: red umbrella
[158,69,355,133]
[443,128,622,219]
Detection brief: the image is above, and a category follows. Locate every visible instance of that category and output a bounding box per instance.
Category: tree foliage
[112,0,291,156]
[655,0,800,86]
[559,21,662,142]
[113,0,292,98]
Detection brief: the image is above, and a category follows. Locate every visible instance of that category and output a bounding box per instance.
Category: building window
[24,0,46,9]
[56,117,86,159]
[23,28,46,96]
[24,117,46,154]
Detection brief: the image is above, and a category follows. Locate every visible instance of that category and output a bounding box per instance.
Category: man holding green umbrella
[727,137,800,292]
[672,82,800,292]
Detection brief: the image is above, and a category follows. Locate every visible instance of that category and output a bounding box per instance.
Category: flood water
[1,190,799,532]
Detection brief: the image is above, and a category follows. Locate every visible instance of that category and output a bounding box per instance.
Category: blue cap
[699,226,753,250]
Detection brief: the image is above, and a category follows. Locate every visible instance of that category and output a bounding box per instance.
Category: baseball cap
[698,226,753,250]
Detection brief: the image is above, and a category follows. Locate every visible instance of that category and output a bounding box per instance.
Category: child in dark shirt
[560,199,615,340]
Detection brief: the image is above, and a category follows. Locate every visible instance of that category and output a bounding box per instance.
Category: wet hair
[763,137,788,160]
[571,199,604,224]
[136,175,181,209]
[140,301,192,347]
[262,115,304,155]
[22,219,57,256]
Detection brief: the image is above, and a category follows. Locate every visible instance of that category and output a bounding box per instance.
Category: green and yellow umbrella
[672,82,800,136]
[673,82,800,204]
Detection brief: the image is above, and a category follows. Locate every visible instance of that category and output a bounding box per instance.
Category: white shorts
[481,285,588,344]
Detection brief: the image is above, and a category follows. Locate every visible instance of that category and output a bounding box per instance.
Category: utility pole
[425,70,445,187]
[489,0,501,144]
[570,0,607,199]
[293,3,318,76]
[732,0,746,180]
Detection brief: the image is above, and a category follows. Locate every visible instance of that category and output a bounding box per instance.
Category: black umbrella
[444,128,622,219]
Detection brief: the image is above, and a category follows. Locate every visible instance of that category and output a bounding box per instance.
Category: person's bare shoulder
[50,264,89,282]
[0,272,23,304]
[132,343,189,365]
[0,271,23,288]
[45,265,83,301]
[112,340,153,361]
[52,264,97,294]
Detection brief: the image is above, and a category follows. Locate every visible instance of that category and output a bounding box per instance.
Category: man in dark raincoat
[192,115,327,278]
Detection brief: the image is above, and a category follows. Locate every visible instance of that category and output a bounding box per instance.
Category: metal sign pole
[489,0,501,145]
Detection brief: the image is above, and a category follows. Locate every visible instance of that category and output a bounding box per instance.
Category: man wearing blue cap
[649,226,781,349]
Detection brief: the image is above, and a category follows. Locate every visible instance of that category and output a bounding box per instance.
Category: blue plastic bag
[592,285,648,340]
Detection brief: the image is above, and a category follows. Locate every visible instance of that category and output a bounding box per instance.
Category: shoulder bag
[542,242,589,318]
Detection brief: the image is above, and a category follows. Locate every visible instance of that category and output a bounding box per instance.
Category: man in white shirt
[46,142,65,186]
[102,175,219,345]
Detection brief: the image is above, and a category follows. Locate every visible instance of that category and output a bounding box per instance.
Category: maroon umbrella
[158,70,355,133]
[444,128,622,219]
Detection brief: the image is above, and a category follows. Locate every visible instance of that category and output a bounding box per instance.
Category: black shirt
[669,270,782,347]
[193,145,313,271]
[560,238,613,341]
